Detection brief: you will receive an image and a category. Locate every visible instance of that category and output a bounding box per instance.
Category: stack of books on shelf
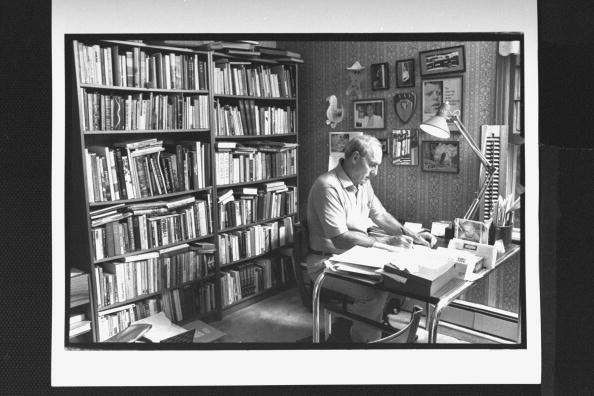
[219,254,294,307]
[161,281,216,322]
[85,139,211,203]
[215,142,297,185]
[70,268,90,307]
[217,182,297,229]
[212,62,296,98]
[90,194,213,261]
[256,45,303,64]
[217,217,294,265]
[81,91,209,131]
[69,313,92,338]
[94,242,216,307]
[75,40,208,90]
[213,99,295,136]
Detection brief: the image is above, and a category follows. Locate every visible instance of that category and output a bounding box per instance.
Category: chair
[324,305,423,343]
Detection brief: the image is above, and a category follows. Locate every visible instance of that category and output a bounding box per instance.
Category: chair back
[370,305,423,343]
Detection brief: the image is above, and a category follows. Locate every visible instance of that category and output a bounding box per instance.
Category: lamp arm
[463,171,495,219]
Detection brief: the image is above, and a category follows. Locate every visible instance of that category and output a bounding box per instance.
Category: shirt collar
[335,159,357,191]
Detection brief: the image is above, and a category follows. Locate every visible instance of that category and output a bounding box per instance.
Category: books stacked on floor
[74,40,208,90]
[84,139,211,202]
[69,313,92,338]
[96,299,161,341]
[215,143,297,185]
[89,194,213,261]
[218,217,294,265]
[94,242,216,307]
[81,91,209,131]
[219,254,294,307]
[161,281,216,322]
[217,183,297,229]
[70,268,90,307]
[213,99,295,136]
[212,62,296,97]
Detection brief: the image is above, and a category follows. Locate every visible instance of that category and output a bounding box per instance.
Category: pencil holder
[490,225,513,247]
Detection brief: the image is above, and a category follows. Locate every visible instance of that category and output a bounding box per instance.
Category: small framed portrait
[421,140,460,173]
[454,218,489,244]
[379,138,389,154]
[419,45,466,77]
[421,76,463,130]
[370,62,389,90]
[396,59,415,88]
[353,99,385,130]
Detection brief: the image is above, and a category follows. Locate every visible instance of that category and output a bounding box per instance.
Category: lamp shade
[420,102,451,138]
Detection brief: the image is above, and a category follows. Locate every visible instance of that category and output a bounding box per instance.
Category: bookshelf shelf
[217,175,297,189]
[215,134,296,140]
[93,235,215,264]
[79,83,209,94]
[69,37,299,342]
[219,213,297,233]
[88,187,213,207]
[219,244,294,269]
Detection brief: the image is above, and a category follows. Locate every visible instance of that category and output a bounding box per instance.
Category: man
[306,134,436,342]
[364,104,383,128]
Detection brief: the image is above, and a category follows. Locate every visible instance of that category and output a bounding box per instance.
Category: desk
[312,244,520,343]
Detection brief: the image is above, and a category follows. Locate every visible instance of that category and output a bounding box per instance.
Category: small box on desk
[447,238,497,269]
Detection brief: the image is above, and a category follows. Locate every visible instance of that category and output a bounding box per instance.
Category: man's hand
[413,231,437,248]
[374,234,414,249]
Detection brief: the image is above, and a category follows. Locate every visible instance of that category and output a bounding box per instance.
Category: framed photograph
[353,99,385,130]
[419,45,466,76]
[391,129,419,166]
[421,76,463,130]
[396,59,415,88]
[370,62,389,90]
[421,140,460,173]
[454,218,489,244]
[379,138,389,154]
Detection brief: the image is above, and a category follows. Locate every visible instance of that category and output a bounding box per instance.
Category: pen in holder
[488,194,520,248]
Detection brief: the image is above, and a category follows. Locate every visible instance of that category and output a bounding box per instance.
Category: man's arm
[372,211,436,247]
[331,229,412,252]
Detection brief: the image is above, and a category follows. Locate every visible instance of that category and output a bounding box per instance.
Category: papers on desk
[132,311,187,342]
[328,245,405,268]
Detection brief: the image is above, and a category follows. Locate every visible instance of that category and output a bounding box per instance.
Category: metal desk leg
[312,271,328,343]
[427,301,447,343]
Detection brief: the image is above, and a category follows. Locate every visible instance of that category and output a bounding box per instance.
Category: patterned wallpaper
[279,40,498,227]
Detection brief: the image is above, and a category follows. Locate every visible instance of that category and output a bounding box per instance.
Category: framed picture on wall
[421,76,463,130]
[353,99,385,129]
[379,138,389,154]
[396,59,415,87]
[419,45,466,76]
[370,62,389,90]
[391,129,419,165]
[421,140,460,173]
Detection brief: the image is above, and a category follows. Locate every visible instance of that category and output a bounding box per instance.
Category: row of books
[217,184,297,229]
[392,129,419,165]
[96,299,161,342]
[90,195,213,261]
[215,146,297,185]
[84,139,210,203]
[213,99,295,136]
[217,217,294,265]
[75,40,208,90]
[161,282,216,322]
[212,62,296,98]
[69,313,92,338]
[81,91,209,131]
[93,242,216,307]
[219,255,294,307]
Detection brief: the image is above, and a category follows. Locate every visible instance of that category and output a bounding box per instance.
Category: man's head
[366,104,375,116]
[342,135,382,185]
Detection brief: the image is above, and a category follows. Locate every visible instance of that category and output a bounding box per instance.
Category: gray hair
[343,134,382,159]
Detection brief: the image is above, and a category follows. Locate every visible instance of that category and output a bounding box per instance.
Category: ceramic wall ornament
[393,92,417,124]
[325,94,344,128]
[346,61,365,99]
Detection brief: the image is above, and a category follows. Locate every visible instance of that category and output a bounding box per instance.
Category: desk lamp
[420,101,497,220]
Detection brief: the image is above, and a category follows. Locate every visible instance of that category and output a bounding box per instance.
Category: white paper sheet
[132,311,187,342]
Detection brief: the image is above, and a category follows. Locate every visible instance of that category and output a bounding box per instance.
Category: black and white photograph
[353,99,385,129]
[454,218,489,244]
[45,0,546,391]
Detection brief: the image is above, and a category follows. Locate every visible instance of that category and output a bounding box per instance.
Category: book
[70,320,92,337]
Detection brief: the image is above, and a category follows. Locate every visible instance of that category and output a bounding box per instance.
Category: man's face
[366,105,374,116]
[351,146,382,185]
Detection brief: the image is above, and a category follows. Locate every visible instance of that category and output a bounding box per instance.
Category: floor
[195,287,492,344]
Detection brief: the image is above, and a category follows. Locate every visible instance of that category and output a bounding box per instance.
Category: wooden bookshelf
[68,37,300,343]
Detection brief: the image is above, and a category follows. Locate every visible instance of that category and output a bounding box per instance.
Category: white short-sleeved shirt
[307,160,388,254]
